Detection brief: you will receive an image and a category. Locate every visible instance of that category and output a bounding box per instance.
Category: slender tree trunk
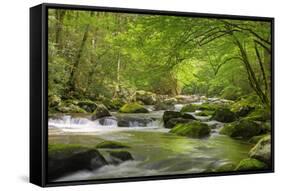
[68,13,92,93]
[55,10,66,51]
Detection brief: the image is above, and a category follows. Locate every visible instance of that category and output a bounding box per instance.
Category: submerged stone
[96,141,129,149]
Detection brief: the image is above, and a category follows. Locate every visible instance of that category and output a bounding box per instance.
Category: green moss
[249,134,268,144]
[215,163,236,172]
[48,143,91,155]
[245,108,271,121]
[119,102,149,113]
[96,141,129,149]
[249,135,271,165]
[170,121,210,138]
[235,158,267,171]
[180,104,197,112]
[195,110,214,116]
[212,108,236,122]
[219,119,262,139]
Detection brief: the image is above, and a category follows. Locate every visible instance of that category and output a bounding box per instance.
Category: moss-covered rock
[245,108,271,121]
[219,119,262,139]
[197,102,223,111]
[249,135,271,165]
[215,163,236,172]
[119,102,149,113]
[108,150,134,162]
[103,98,125,111]
[180,104,197,112]
[212,108,236,123]
[136,90,157,105]
[77,100,97,112]
[235,158,267,171]
[96,141,129,149]
[249,134,269,144]
[165,118,194,129]
[154,102,174,110]
[163,111,196,125]
[48,144,107,180]
[195,110,214,116]
[92,104,111,120]
[170,121,210,138]
[57,103,87,113]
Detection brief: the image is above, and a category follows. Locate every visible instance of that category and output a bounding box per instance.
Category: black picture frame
[30,3,275,187]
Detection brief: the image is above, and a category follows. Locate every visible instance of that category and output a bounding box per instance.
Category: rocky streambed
[48,97,271,182]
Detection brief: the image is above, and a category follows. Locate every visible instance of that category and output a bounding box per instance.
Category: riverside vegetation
[47,9,272,181]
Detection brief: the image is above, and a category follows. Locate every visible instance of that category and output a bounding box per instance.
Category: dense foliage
[48,9,272,108]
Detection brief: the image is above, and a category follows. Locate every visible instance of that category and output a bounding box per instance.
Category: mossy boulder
[180,104,197,112]
[154,102,174,110]
[108,150,134,163]
[119,102,149,113]
[163,111,196,125]
[77,100,97,112]
[170,121,211,138]
[48,144,107,180]
[215,163,236,172]
[212,108,236,123]
[197,102,223,111]
[136,90,157,105]
[57,103,86,113]
[96,141,129,149]
[245,108,271,121]
[165,118,194,129]
[117,116,153,127]
[235,158,267,171]
[103,98,125,111]
[195,110,214,116]
[220,119,262,139]
[249,135,271,165]
[249,134,269,144]
[92,104,111,120]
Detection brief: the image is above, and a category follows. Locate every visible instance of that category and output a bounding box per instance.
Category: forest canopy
[48,9,272,109]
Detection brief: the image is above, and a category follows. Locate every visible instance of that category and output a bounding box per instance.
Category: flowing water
[48,101,252,182]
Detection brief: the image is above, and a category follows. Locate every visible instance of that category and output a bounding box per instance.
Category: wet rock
[163,111,196,125]
[170,121,210,138]
[235,158,267,171]
[77,100,97,112]
[249,135,271,165]
[117,116,153,127]
[212,108,236,123]
[219,119,262,139]
[136,90,157,105]
[119,102,149,113]
[107,150,134,164]
[165,118,194,129]
[180,104,197,112]
[92,104,111,120]
[48,144,107,180]
[96,141,129,149]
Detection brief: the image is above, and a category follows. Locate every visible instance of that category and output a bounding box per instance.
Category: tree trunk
[55,10,66,51]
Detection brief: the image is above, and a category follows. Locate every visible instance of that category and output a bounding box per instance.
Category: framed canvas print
[30,3,274,187]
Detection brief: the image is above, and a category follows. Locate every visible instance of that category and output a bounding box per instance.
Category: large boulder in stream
[107,150,134,164]
[219,119,262,139]
[92,104,111,120]
[163,111,196,125]
[136,90,157,105]
[165,118,194,129]
[235,158,267,171]
[211,108,236,123]
[170,121,210,138]
[180,104,198,112]
[77,100,97,113]
[48,144,107,180]
[117,116,153,127]
[119,102,149,113]
[96,141,130,149]
[249,135,271,165]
